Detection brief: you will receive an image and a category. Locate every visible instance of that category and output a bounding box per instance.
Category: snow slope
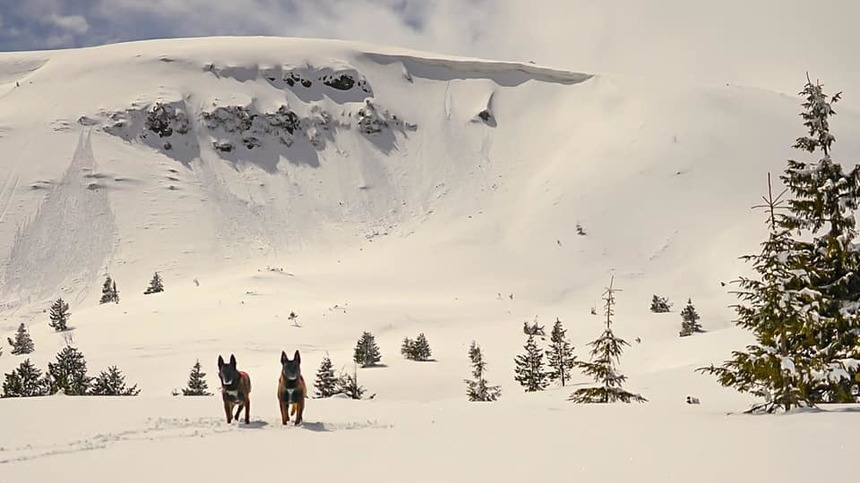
[0,37,859,482]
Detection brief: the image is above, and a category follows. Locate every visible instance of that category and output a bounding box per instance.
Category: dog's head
[280,350,301,381]
[217,354,240,386]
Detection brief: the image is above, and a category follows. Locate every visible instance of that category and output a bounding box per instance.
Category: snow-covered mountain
[1,37,859,482]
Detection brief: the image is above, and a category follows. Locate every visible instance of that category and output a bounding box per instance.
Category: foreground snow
[2,395,856,482]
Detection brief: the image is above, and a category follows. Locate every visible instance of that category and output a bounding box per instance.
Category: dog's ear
[229,354,236,366]
[281,351,288,364]
[294,350,301,364]
[218,355,224,367]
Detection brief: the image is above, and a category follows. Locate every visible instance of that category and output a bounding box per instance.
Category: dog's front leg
[244,398,250,424]
[279,398,289,425]
[295,399,304,426]
[224,400,233,424]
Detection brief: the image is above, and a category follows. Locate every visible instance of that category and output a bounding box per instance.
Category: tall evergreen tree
[698,174,823,412]
[570,277,646,404]
[546,317,577,386]
[48,298,70,332]
[91,366,140,396]
[400,336,414,359]
[182,360,212,396]
[313,355,339,398]
[464,341,501,402]
[777,76,860,402]
[353,331,381,367]
[679,299,703,337]
[2,359,48,397]
[8,323,35,355]
[46,346,91,395]
[514,333,548,392]
[144,272,164,294]
[100,275,119,304]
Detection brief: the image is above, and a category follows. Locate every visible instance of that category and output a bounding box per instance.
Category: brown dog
[217,354,251,424]
[278,350,306,425]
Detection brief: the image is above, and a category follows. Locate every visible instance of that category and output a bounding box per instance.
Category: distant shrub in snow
[401,333,432,361]
[353,331,382,367]
[650,295,672,313]
[8,323,35,355]
[144,272,164,295]
[182,360,212,396]
[48,298,71,332]
[336,364,366,400]
[91,366,140,396]
[2,359,49,397]
[571,278,647,404]
[465,341,501,402]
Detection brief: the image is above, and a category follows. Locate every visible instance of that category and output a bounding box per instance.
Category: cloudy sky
[1,0,858,98]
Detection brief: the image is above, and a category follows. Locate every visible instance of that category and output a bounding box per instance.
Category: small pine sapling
[182,360,212,396]
[91,366,140,396]
[313,355,339,398]
[144,272,164,294]
[2,359,49,397]
[337,363,366,400]
[679,298,703,337]
[546,317,577,386]
[46,346,92,395]
[8,323,35,355]
[650,295,672,313]
[48,298,71,332]
[353,331,382,367]
[464,341,501,402]
[571,277,647,404]
[514,333,549,392]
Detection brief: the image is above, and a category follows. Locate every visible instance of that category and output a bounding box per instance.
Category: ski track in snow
[0,416,389,465]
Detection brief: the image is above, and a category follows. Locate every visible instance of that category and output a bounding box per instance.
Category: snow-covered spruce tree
[313,355,339,398]
[464,341,501,402]
[144,272,164,294]
[100,275,119,304]
[697,174,823,412]
[2,359,48,397]
[91,366,140,396]
[337,364,366,400]
[46,346,91,395]
[353,331,381,367]
[679,299,703,337]
[48,298,70,332]
[570,277,646,403]
[514,333,548,392]
[546,317,577,386]
[650,295,671,313]
[777,77,860,403]
[182,359,212,396]
[8,323,35,355]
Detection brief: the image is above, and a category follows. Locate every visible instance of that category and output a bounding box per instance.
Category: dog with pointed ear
[277,349,307,425]
[217,354,252,424]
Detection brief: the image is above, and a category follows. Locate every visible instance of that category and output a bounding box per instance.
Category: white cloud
[47,14,89,35]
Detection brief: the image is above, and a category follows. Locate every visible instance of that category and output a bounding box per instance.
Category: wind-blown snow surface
[0,37,859,482]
